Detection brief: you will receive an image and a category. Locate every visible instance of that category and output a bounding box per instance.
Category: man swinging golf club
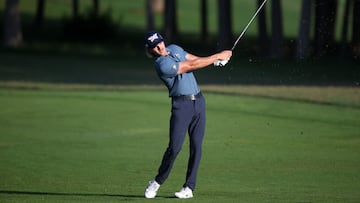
[144,0,267,199]
[144,31,232,199]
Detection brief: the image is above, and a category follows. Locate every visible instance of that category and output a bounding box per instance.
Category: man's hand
[214,50,232,67]
[214,60,229,67]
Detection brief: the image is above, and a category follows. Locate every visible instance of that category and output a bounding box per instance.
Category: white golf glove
[214,59,229,67]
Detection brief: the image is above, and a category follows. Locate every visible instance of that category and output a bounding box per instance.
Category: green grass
[0,88,359,203]
[0,21,359,202]
[0,1,359,202]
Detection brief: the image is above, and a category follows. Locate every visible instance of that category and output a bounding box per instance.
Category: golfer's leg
[155,99,192,184]
[184,97,206,190]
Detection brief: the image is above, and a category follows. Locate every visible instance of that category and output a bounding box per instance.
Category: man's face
[151,41,167,56]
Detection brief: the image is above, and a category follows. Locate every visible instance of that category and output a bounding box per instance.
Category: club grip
[214,60,228,67]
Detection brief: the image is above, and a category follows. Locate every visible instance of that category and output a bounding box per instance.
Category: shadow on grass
[0,50,359,87]
[0,190,175,199]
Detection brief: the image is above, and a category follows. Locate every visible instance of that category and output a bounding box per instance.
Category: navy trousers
[155,94,206,191]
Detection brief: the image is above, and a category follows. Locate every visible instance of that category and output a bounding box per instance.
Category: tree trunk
[270,0,284,59]
[164,0,177,42]
[93,0,99,16]
[295,0,312,60]
[217,0,232,50]
[146,0,155,31]
[34,0,45,28]
[4,0,22,48]
[72,0,79,19]
[152,0,164,13]
[314,0,337,57]
[339,0,351,58]
[200,0,208,41]
[257,0,269,57]
[352,0,360,59]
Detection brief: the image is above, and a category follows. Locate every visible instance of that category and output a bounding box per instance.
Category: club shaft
[231,0,268,50]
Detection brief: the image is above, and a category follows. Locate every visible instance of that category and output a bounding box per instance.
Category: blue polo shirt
[154,44,200,97]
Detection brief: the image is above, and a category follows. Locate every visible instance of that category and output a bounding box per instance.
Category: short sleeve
[155,56,179,78]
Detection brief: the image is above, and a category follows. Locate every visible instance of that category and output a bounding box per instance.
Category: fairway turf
[0,88,359,203]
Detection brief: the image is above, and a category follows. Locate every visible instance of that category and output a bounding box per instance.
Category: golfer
[144,31,232,199]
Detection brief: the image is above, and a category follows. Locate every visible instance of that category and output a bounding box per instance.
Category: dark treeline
[3,0,360,61]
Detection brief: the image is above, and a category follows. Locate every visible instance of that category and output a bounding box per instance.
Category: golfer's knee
[166,146,182,158]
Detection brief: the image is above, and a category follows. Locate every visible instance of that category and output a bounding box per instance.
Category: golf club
[214,0,268,66]
[231,0,268,51]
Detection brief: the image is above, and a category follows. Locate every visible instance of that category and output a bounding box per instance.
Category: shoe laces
[180,187,191,193]
[147,180,159,191]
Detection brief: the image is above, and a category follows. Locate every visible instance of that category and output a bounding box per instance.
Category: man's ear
[145,47,154,58]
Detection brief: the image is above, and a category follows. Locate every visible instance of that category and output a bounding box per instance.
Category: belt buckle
[190,94,196,100]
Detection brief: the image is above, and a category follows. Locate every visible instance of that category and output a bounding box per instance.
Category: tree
[72,0,79,19]
[217,0,232,50]
[339,0,351,58]
[3,0,22,48]
[270,0,284,59]
[146,0,155,31]
[164,0,177,42]
[257,0,269,57]
[353,0,360,59]
[200,0,208,41]
[93,0,99,17]
[152,0,164,13]
[145,0,164,31]
[34,0,46,28]
[295,0,312,60]
[314,0,337,57]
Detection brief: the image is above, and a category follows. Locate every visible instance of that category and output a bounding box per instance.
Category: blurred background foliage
[1,0,359,61]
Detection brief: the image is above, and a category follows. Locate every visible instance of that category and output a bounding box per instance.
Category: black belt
[172,92,202,101]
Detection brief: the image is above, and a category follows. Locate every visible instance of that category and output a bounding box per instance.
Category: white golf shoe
[144,179,160,198]
[174,187,193,199]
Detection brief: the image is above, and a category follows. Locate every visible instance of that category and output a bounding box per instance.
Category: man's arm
[177,51,232,74]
